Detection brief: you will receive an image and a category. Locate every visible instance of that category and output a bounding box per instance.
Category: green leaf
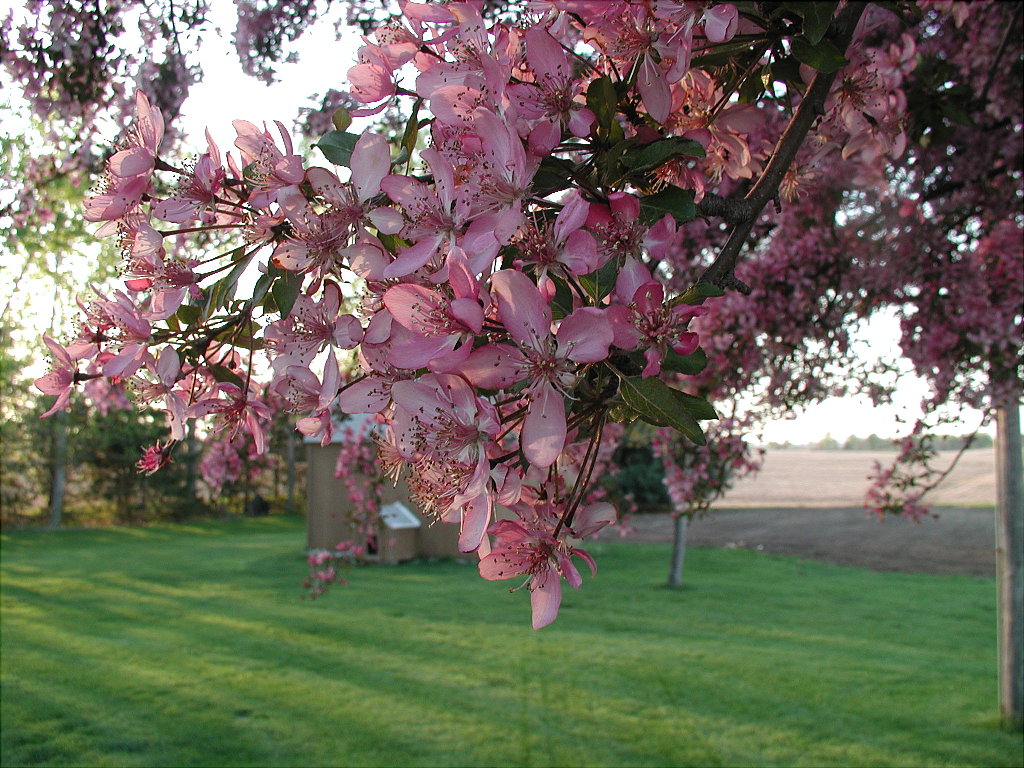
[577,258,620,302]
[249,272,274,310]
[661,347,707,375]
[782,1,837,45]
[608,402,639,424]
[332,107,353,132]
[616,375,706,445]
[738,67,768,104]
[175,304,201,328]
[586,76,618,134]
[675,283,725,306]
[203,278,234,317]
[639,187,697,226]
[271,270,304,317]
[533,159,573,197]
[769,57,806,90]
[691,39,762,69]
[208,364,246,390]
[400,100,423,160]
[621,137,705,173]
[598,139,633,185]
[670,390,718,421]
[607,116,625,144]
[315,130,361,167]
[790,37,848,74]
[203,247,252,317]
[376,232,409,255]
[549,276,574,321]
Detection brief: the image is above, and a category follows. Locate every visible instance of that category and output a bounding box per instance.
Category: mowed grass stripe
[2,517,1020,767]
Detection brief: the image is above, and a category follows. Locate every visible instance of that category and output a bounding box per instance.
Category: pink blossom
[509,26,596,140]
[478,515,599,629]
[306,131,404,235]
[382,248,483,370]
[151,131,227,224]
[512,191,603,278]
[34,335,82,418]
[189,383,274,455]
[133,346,188,441]
[390,373,501,550]
[265,282,364,369]
[232,119,305,209]
[608,257,707,377]
[461,269,613,468]
[137,441,173,475]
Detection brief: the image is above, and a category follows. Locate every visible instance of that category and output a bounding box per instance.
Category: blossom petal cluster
[34,1,1013,628]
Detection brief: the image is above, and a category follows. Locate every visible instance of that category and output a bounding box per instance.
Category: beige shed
[304,423,466,564]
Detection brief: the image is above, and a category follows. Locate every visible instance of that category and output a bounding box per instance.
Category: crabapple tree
[12,0,1022,728]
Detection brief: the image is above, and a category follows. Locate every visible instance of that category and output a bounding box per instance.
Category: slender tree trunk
[46,274,67,530]
[995,398,1023,731]
[668,513,688,588]
[286,427,296,515]
[47,411,67,529]
[184,422,198,503]
[242,453,251,517]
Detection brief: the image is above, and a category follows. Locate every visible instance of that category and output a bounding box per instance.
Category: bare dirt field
[627,449,998,577]
[719,448,996,508]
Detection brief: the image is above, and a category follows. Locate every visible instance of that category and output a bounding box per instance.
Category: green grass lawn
[2,516,1021,767]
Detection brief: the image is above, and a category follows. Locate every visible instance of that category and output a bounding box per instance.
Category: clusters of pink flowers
[331,418,387,547]
[654,417,764,518]
[33,0,1019,625]
[303,541,365,599]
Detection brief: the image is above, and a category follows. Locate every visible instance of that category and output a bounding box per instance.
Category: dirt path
[627,506,996,576]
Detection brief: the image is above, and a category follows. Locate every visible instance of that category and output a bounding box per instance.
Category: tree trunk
[668,513,688,588]
[184,422,199,502]
[995,399,1023,731]
[47,411,67,529]
[242,452,251,517]
[286,427,296,515]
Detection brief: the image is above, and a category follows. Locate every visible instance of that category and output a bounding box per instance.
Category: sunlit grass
[2,516,1020,767]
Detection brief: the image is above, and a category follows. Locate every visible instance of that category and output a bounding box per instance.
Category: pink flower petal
[558,307,612,363]
[638,55,671,124]
[108,147,154,178]
[571,503,617,538]
[383,236,442,279]
[702,4,739,43]
[530,568,562,629]
[458,493,491,553]
[522,382,566,469]
[491,270,551,348]
[351,132,392,203]
[459,344,525,390]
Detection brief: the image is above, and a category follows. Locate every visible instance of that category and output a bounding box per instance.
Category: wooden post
[995,399,1023,731]
[668,513,688,588]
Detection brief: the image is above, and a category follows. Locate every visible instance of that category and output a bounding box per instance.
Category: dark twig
[698,2,867,291]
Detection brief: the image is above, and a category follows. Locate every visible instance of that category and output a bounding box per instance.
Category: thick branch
[980,7,1018,105]
[699,2,867,291]
[696,192,752,224]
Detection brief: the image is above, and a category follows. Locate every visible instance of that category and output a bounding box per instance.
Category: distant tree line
[768,433,995,451]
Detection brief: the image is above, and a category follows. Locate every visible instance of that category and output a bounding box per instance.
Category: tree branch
[698,2,867,291]
[696,192,752,224]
